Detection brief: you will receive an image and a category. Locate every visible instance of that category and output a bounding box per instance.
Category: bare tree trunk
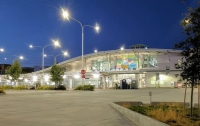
[198,80,200,117]
[190,80,194,117]
[184,82,187,109]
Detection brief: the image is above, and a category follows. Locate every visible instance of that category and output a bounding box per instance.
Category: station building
[0,46,183,89]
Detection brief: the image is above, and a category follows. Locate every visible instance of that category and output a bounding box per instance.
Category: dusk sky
[0,0,197,67]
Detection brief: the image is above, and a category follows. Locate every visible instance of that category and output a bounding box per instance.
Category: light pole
[29,40,60,70]
[61,8,100,85]
[44,51,68,64]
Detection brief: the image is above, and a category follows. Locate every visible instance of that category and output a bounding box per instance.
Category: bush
[13,85,28,90]
[36,85,54,90]
[74,85,94,91]
[1,85,13,90]
[54,85,66,90]
[0,89,5,94]
[74,85,83,90]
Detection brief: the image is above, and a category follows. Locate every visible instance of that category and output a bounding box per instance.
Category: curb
[110,102,169,126]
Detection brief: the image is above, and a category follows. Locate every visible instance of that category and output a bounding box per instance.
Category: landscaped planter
[110,102,169,126]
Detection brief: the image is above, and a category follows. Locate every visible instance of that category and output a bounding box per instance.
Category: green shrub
[1,85,13,90]
[129,105,148,115]
[13,85,28,90]
[54,85,66,90]
[36,85,54,90]
[74,85,94,91]
[0,89,5,94]
[74,85,83,90]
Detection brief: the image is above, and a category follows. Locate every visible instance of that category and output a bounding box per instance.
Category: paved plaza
[0,88,199,126]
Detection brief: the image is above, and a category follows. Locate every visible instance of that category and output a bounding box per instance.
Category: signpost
[166,66,170,75]
[149,91,152,104]
[81,70,86,78]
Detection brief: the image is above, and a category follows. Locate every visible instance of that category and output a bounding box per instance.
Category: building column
[108,54,111,71]
[103,76,106,89]
[69,77,73,91]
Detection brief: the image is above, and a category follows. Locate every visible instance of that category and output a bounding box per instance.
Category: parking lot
[0,88,198,126]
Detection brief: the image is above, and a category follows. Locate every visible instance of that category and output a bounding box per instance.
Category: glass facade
[90,53,158,72]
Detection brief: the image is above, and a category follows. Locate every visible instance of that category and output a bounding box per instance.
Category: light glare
[63,51,68,56]
[93,74,100,78]
[52,40,60,47]
[74,74,80,79]
[62,8,69,20]
[0,48,4,52]
[19,56,24,60]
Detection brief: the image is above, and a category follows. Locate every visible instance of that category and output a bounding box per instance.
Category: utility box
[131,80,138,89]
[121,79,128,89]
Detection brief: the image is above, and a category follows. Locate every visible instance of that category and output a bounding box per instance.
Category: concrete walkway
[0,88,198,126]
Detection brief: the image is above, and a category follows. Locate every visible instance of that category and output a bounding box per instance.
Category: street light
[0,48,4,52]
[44,51,68,64]
[61,8,100,84]
[29,40,60,70]
[5,55,24,62]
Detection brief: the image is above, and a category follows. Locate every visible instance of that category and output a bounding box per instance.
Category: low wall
[110,102,169,126]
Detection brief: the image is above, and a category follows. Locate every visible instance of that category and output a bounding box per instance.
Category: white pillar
[103,76,106,89]
[69,77,73,91]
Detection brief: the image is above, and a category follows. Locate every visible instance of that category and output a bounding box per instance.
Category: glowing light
[120,47,124,50]
[159,74,167,80]
[74,74,80,79]
[52,40,60,47]
[93,74,100,78]
[94,49,97,53]
[33,75,38,82]
[19,56,24,60]
[29,45,33,48]
[185,19,190,24]
[62,8,69,20]
[0,48,4,52]
[63,51,68,56]
[44,75,49,82]
[95,24,100,33]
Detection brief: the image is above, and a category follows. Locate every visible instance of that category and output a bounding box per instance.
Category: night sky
[0,0,197,67]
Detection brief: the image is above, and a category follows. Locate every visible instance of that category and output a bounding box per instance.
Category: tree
[6,60,22,86]
[50,64,64,87]
[174,4,200,117]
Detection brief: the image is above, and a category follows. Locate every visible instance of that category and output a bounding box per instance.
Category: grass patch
[119,102,200,126]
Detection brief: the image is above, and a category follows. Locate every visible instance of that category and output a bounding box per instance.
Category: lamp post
[44,51,68,64]
[29,40,60,70]
[61,8,100,85]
